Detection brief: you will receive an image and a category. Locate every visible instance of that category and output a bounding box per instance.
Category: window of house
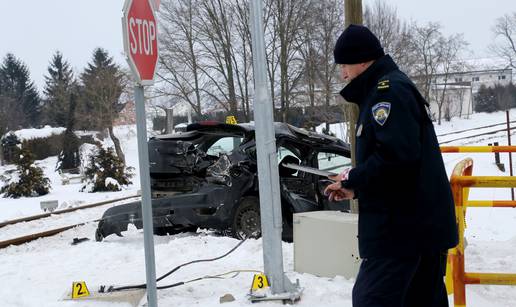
[498,75,506,80]
[472,77,479,82]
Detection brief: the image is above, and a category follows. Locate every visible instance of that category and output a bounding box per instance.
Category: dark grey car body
[95,122,351,241]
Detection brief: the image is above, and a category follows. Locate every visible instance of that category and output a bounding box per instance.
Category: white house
[420,58,513,121]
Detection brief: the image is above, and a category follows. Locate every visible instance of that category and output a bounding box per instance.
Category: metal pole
[506,110,514,200]
[135,85,158,306]
[249,0,296,295]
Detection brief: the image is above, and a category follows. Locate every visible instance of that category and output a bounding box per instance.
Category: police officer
[324,24,458,307]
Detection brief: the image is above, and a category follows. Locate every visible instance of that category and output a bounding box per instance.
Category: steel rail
[439,126,516,145]
[0,194,139,229]
[0,220,98,249]
[436,120,516,138]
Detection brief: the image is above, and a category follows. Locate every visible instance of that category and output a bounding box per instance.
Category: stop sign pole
[122,0,159,306]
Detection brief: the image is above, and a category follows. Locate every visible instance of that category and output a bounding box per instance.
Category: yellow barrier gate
[441,146,516,307]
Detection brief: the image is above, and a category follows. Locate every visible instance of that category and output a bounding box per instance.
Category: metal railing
[441,146,516,307]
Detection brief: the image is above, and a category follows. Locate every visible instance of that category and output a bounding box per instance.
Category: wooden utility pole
[345,0,363,25]
[344,0,362,213]
[165,108,174,134]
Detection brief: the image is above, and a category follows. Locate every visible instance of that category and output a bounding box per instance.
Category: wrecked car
[95,121,351,241]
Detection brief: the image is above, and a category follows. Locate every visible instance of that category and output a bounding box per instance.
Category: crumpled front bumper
[95,185,236,241]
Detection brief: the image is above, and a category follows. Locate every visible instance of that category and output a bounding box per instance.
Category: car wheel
[232,196,261,240]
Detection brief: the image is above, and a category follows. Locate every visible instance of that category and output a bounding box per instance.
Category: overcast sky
[0,0,515,93]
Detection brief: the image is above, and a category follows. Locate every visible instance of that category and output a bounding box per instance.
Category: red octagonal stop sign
[122,0,159,85]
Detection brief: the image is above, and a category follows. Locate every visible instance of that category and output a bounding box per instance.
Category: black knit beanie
[334,24,385,64]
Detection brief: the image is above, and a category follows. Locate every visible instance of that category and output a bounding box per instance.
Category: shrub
[22,133,64,161]
[1,147,51,198]
[81,145,134,192]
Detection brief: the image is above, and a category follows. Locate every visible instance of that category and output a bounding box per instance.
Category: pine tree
[42,51,74,127]
[57,84,81,171]
[79,48,127,164]
[81,145,133,192]
[0,132,20,163]
[0,53,41,128]
[474,85,498,113]
[1,147,51,198]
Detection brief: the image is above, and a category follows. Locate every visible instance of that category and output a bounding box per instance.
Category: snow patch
[105,177,120,189]
[10,125,65,141]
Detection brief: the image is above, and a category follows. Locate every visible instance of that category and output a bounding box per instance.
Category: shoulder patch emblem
[372,102,391,126]
[377,79,390,90]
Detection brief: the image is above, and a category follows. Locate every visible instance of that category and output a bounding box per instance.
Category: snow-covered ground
[0,125,140,222]
[1,112,516,306]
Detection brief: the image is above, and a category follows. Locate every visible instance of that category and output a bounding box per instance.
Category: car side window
[206,137,242,156]
[317,152,352,174]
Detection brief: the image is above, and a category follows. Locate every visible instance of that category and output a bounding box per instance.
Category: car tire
[231,196,294,241]
[232,196,261,240]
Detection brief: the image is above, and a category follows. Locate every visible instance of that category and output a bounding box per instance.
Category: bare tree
[269,0,312,122]
[157,0,205,117]
[364,0,415,74]
[157,0,259,121]
[194,0,239,117]
[491,12,516,70]
[433,34,468,124]
[262,0,280,113]
[232,0,254,121]
[298,10,318,109]
[410,22,444,102]
[155,0,345,125]
[318,1,343,129]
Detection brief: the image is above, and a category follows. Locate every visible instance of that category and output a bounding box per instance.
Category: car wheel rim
[236,207,260,239]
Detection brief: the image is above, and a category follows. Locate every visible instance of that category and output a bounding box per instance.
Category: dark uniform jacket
[340,55,458,258]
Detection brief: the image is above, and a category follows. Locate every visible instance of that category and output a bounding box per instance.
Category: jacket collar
[340,55,398,104]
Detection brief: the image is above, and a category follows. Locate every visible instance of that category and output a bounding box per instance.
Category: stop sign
[122,0,159,85]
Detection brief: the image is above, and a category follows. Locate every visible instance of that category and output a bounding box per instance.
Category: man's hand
[324,181,354,201]
[332,168,351,182]
[323,168,354,201]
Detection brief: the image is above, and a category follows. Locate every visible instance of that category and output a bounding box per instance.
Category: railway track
[439,126,516,145]
[0,194,139,228]
[0,222,93,249]
[0,194,140,250]
[436,120,516,138]
[436,118,516,145]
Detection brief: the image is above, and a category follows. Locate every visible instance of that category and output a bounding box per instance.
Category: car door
[277,144,319,213]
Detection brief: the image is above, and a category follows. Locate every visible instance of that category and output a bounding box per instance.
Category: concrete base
[62,287,145,307]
